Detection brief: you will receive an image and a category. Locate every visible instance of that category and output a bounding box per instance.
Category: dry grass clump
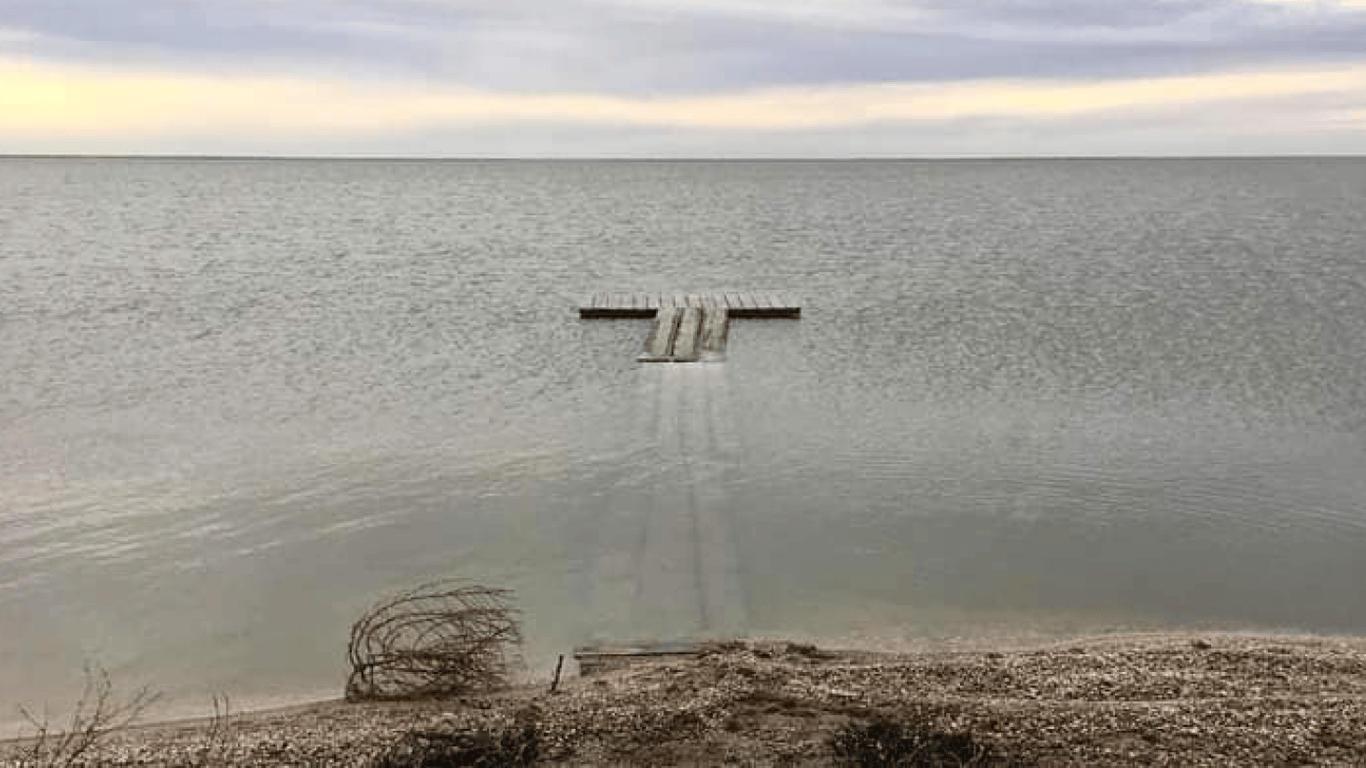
[345,581,522,701]
[367,725,539,768]
[829,717,1011,767]
[8,663,159,768]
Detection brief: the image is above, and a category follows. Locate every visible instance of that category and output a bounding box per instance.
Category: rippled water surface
[3,158,1365,723]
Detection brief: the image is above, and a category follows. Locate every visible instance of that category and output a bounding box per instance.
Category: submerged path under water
[583,365,746,645]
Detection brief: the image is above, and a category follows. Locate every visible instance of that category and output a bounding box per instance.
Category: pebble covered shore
[7,633,1366,766]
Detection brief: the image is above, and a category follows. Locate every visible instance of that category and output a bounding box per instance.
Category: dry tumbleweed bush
[345,581,522,701]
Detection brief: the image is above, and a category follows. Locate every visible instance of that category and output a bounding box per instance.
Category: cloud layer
[2,0,1364,155]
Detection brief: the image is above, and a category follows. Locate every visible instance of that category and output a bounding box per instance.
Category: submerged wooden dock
[580,292,799,362]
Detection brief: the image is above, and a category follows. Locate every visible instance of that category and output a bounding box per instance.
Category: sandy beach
[6,631,1365,766]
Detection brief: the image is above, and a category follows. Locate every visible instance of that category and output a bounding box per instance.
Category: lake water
[3,157,1365,725]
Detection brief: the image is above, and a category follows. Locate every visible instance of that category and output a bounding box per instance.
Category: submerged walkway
[578,365,746,660]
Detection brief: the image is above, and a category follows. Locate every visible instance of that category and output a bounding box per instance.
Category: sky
[1,0,1365,156]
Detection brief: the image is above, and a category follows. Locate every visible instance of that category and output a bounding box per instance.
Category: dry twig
[184,693,232,768]
[11,662,160,768]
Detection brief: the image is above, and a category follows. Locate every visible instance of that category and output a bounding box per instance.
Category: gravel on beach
[7,632,1366,766]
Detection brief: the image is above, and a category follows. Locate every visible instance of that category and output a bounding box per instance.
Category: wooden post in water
[550,654,564,693]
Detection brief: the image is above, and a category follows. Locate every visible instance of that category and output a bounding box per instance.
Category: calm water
[3,158,1365,724]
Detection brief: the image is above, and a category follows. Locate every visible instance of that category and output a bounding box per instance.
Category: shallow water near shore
[3,157,1366,725]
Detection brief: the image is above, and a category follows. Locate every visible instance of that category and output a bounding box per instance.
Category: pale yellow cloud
[1260,0,1366,6]
[3,56,1366,141]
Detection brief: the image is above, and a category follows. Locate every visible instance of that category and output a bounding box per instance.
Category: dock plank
[639,308,682,362]
[574,642,701,677]
[672,307,703,361]
[700,309,729,360]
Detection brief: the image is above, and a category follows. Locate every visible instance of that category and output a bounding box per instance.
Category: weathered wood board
[574,641,702,676]
[579,292,797,318]
[672,307,703,361]
[638,308,682,362]
[699,308,729,360]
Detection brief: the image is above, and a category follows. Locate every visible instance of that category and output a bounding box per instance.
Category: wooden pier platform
[580,292,800,362]
[579,292,800,319]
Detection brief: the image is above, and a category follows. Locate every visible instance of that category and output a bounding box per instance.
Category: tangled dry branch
[346,581,522,701]
[12,662,160,768]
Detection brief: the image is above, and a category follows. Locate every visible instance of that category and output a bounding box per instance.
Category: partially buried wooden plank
[639,308,682,362]
[671,307,703,361]
[699,308,729,359]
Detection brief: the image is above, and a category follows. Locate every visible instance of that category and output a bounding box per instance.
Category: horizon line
[3,153,1365,162]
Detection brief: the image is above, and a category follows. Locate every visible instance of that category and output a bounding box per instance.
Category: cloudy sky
[2,0,1365,156]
